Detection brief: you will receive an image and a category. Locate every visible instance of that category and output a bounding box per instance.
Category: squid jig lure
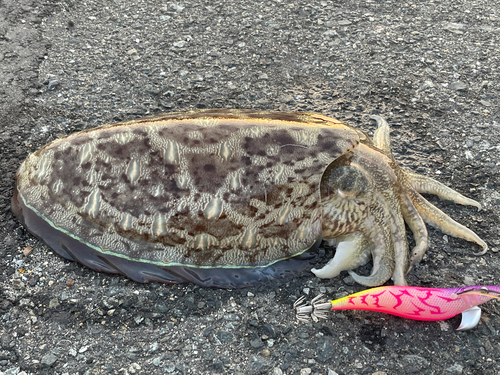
[294,285,500,331]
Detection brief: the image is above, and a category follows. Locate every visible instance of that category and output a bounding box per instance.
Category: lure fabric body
[329,285,500,321]
[295,285,500,330]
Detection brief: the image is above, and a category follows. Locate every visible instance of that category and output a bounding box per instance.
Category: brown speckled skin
[12,110,487,287]
[13,110,358,266]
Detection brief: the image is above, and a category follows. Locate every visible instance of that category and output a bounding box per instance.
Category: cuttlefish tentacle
[403,170,482,209]
[316,116,487,287]
[397,185,429,270]
[371,116,413,283]
[349,192,398,286]
[371,114,486,263]
[408,191,488,261]
[367,148,410,285]
[376,183,410,286]
[311,232,371,279]
[370,115,392,155]
[385,193,409,286]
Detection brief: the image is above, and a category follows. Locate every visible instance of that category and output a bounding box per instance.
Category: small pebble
[41,353,58,367]
[165,362,176,373]
[48,298,59,309]
[23,246,33,256]
[4,367,20,375]
[250,337,264,349]
[217,330,233,343]
[450,81,467,90]
[152,357,161,366]
[47,80,59,90]
[128,363,141,374]
[173,41,186,48]
[446,363,463,375]
[12,279,25,290]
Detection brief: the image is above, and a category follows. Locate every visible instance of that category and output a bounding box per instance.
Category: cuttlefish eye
[326,165,372,200]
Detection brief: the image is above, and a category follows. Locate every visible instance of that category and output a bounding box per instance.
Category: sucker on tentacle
[295,285,500,331]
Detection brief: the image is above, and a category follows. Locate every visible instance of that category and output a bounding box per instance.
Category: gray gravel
[1,0,500,374]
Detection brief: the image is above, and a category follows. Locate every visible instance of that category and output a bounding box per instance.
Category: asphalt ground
[0,0,499,374]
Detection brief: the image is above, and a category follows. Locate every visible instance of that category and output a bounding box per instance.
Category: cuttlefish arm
[294,285,500,331]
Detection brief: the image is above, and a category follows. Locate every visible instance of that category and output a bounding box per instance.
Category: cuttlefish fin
[457,306,482,331]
